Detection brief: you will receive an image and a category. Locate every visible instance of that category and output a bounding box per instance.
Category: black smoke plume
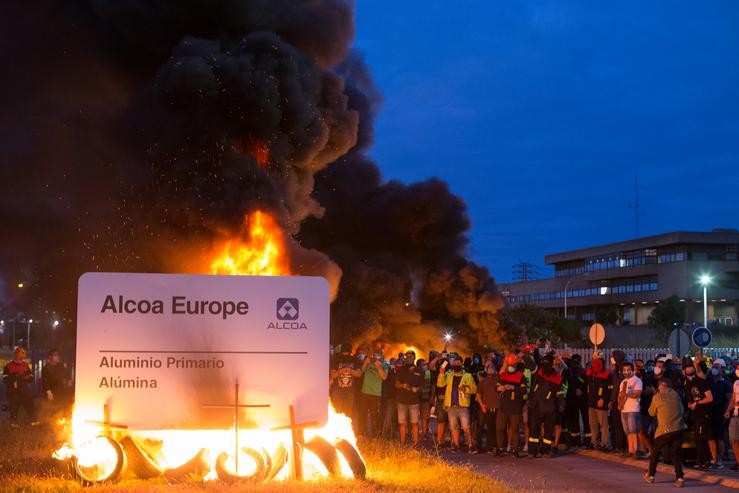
[0,0,514,350]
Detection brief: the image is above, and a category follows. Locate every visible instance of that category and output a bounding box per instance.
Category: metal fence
[557,346,739,364]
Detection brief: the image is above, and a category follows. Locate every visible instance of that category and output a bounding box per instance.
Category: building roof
[545,230,739,265]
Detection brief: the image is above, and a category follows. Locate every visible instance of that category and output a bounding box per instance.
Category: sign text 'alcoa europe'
[76,272,330,430]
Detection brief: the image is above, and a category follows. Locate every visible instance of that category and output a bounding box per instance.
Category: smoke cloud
[0,0,514,350]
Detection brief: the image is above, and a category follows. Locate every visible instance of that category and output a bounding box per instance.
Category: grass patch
[0,423,510,493]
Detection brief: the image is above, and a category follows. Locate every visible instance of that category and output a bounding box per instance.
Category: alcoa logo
[268,298,307,330]
[276,298,299,320]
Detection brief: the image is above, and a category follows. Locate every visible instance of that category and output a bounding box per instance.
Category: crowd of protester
[330,341,739,487]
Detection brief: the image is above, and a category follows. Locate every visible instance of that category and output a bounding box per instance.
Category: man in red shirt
[2,347,39,427]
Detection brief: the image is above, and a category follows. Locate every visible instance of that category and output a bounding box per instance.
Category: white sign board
[76,272,330,430]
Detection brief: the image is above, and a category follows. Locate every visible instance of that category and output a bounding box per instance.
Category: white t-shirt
[620,375,643,413]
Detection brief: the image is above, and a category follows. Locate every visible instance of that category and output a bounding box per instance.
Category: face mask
[507,366,516,373]
[473,357,480,365]
[405,359,414,366]
[653,366,663,376]
[623,370,633,377]
[486,368,494,375]
[357,354,366,362]
[685,373,695,380]
[610,358,616,366]
[373,354,382,361]
[647,365,654,373]
[711,368,720,376]
[422,365,429,372]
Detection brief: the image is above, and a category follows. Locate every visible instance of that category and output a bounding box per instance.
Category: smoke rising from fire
[0,0,513,349]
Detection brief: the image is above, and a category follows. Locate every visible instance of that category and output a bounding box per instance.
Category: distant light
[404,302,410,307]
[28,319,33,323]
[444,332,453,342]
[53,320,60,328]
[699,275,711,286]
[17,282,24,288]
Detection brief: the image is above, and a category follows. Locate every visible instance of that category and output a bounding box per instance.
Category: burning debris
[2,0,513,485]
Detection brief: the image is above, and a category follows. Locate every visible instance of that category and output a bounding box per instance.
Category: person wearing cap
[644,378,687,487]
[683,357,717,470]
[395,349,423,447]
[330,343,362,418]
[496,353,528,457]
[2,347,39,427]
[707,358,732,468]
[565,353,590,447]
[725,360,739,471]
[438,354,477,453]
[586,351,612,450]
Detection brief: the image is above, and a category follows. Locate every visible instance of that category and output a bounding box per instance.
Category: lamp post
[699,275,711,328]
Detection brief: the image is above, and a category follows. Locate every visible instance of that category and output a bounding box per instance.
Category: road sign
[589,323,605,346]
[691,326,712,348]
[76,272,330,430]
[668,328,690,357]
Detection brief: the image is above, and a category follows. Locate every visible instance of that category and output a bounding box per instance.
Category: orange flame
[233,137,270,167]
[209,211,290,276]
[55,210,363,482]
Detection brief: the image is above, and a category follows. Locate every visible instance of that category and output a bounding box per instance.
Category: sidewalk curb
[576,448,739,489]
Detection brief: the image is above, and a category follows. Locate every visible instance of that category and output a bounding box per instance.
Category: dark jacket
[566,367,588,404]
[498,370,528,415]
[586,367,612,410]
[530,370,564,414]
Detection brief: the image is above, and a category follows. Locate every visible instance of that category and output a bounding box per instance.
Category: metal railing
[558,346,739,364]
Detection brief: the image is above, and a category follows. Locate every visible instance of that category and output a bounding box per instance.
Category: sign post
[589,323,606,352]
[691,326,712,357]
[668,328,690,359]
[76,272,330,430]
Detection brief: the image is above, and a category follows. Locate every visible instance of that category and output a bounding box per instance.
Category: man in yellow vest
[437,354,478,453]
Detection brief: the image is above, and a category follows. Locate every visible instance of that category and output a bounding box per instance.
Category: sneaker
[9,422,20,429]
[450,446,460,453]
[30,421,40,427]
[468,447,478,454]
[712,462,725,470]
[487,448,498,455]
[674,478,684,488]
[643,472,655,484]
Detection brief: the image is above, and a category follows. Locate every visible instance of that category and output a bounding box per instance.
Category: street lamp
[699,275,711,327]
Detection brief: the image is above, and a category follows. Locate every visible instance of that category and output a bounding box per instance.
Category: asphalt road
[443,450,736,492]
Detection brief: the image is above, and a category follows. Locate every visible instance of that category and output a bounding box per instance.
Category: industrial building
[500,230,739,327]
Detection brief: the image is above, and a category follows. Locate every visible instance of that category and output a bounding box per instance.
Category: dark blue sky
[354,1,739,283]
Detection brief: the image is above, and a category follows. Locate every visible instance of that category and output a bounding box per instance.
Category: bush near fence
[558,346,739,364]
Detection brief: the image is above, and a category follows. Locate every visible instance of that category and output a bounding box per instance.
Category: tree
[596,305,619,326]
[648,295,686,340]
[505,304,585,347]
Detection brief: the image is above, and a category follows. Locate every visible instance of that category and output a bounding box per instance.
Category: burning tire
[305,436,341,476]
[163,448,210,483]
[334,439,366,479]
[267,444,288,480]
[119,436,162,479]
[215,447,267,482]
[70,436,126,485]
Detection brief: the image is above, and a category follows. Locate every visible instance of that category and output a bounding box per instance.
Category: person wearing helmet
[2,347,39,427]
[586,351,612,450]
[495,353,528,457]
